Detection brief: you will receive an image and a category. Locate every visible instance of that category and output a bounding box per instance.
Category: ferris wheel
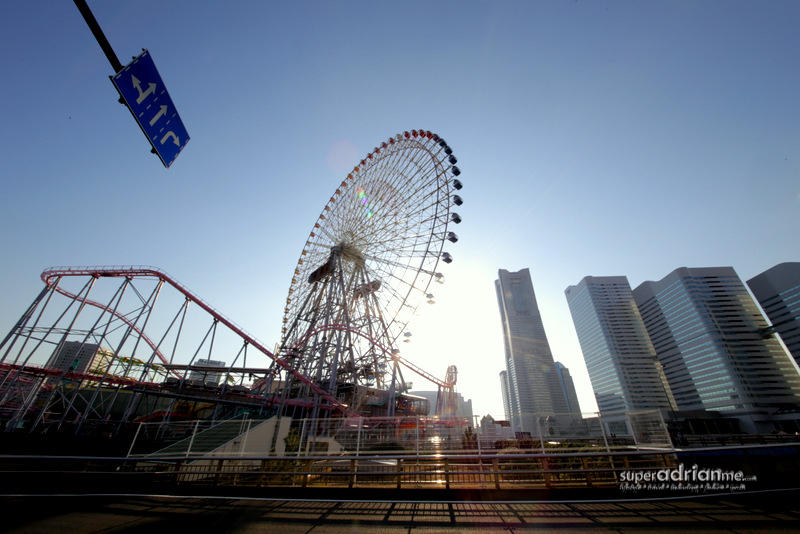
[271,130,463,417]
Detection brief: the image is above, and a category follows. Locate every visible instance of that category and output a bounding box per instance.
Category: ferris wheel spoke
[364,230,445,262]
[360,260,426,307]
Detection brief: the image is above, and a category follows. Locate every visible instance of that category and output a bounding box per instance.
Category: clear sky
[2,1,799,419]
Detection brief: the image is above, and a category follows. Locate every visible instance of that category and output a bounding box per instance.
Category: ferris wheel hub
[335,238,365,266]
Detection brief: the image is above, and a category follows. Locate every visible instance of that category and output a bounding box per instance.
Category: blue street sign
[112,50,189,168]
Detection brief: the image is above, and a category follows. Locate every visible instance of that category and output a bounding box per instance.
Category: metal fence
[125,411,677,458]
[0,449,679,493]
[161,451,676,489]
[6,441,800,496]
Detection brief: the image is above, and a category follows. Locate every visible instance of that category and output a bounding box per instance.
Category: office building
[496,268,569,434]
[748,262,800,364]
[633,267,800,433]
[46,341,104,374]
[555,362,582,417]
[457,393,474,424]
[499,370,512,423]
[565,276,676,416]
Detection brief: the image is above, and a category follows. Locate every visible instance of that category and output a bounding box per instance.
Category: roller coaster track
[40,266,349,413]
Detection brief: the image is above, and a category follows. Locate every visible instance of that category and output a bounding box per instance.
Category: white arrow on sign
[161,131,180,146]
[132,75,156,105]
[149,105,167,126]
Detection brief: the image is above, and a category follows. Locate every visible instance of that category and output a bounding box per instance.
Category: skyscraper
[496,268,568,434]
[499,370,511,422]
[633,267,800,433]
[747,262,800,364]
[555,362,582,417]
[565,276,676,416]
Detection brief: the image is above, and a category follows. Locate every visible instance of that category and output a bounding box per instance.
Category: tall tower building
[495,268,568,434]
[555,362,582,417]
[747,262,800,364]
[565,276,676,416]
[633,267,800,432]
[499,370,512,421]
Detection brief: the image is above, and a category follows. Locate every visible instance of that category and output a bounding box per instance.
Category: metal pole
[0,284,52,363]
[240,418,251,456]
[299,418,308,457]
[415,415,419,455]
[356,418,362,456]
[536,417,546,454]
[598,413,610,453]
[186,420,200,457]
[73,0,124,73]
[126,422,144,457]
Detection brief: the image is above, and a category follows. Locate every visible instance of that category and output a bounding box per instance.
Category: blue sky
[1,1,799,419]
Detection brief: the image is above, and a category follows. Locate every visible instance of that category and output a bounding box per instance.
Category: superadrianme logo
[619,464,757,493]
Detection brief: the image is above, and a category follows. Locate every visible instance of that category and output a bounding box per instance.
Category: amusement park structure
[0,130,466,451]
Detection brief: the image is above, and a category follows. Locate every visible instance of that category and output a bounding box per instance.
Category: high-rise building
[46,341,104,373]
[633,267,800,433]
[457,393,474,425]
[499,370,512,422]
[555,362,582,417]
[565,276,676,416]
[495,268,568,434]
[747,262,800,364]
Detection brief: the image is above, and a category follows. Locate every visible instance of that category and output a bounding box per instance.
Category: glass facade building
[555,361,582,418]
[496,268,568,434]
[748,262,800,365]
[633,267,800,432]
[565,276,676,416]
[499,370,511,424]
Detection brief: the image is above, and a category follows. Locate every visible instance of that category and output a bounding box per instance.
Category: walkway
[4,490,800,532]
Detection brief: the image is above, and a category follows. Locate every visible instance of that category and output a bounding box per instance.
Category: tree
[462,426,478,450]
[284,427,300,453]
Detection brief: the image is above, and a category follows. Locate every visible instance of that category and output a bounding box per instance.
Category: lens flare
[356,187,374,218]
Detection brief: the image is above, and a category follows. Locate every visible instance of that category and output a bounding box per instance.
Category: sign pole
[73,0,123,73]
